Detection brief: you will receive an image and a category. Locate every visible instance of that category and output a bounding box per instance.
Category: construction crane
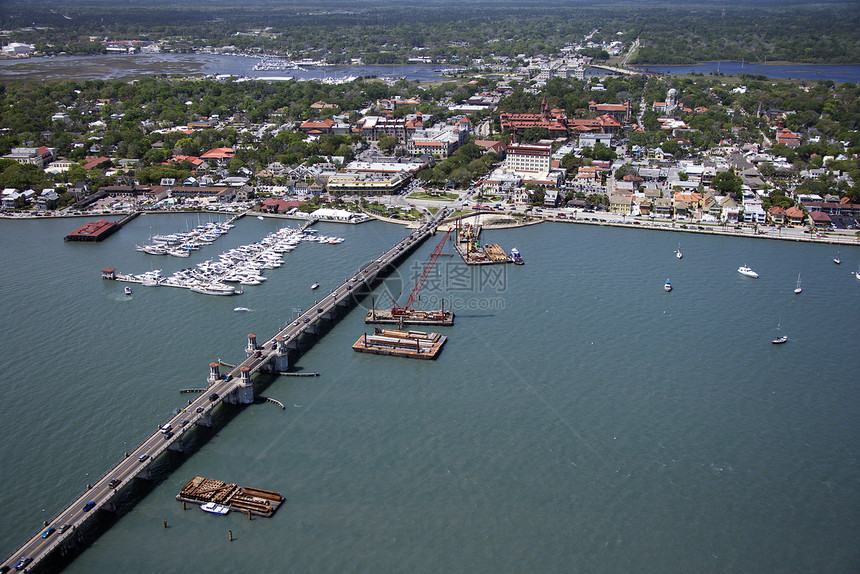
[391,229,450,316]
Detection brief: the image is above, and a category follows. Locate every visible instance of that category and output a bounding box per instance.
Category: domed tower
[666,88,677,110]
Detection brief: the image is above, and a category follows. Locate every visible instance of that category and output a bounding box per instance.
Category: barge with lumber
[176,476,284,517]
[352,327,447,359]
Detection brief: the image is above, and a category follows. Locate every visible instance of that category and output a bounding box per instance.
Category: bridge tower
[236,366,254,404]
[272,336,289,372]
[246,333,258,356]
[208,362,221,384]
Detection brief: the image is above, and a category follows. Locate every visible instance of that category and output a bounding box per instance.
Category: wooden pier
[177,476,284,517]
[352,328,447,360]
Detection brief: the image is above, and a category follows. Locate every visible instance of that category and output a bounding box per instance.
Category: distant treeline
[2,2,857,65]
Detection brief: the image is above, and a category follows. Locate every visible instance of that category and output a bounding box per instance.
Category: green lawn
[408,191,459,202]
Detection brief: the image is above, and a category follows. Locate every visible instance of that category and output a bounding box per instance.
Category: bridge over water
[2,209,449,573]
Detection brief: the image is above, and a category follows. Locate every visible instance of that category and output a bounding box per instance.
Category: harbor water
[0,215,858,572]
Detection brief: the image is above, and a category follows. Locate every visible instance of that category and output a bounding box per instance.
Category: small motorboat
[124,286,133,295]
[794,273,802,295]
[257,215,264,220]
[233,307,250,312]
[664,279,672,292]
[200,502,230,515]
[833,250,840,264]
[311,282,320,290]
[675,244,682,259]
[738,265,759,278]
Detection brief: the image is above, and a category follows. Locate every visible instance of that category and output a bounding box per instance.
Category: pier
[1,209,449,573]
[64,211,140,242]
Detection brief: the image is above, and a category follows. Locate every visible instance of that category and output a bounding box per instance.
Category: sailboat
[794,273,802,294]
[833,250,841,264]
[675,244,682,259]
[772,320,788,345]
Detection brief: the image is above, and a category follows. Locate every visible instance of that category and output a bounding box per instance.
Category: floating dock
[352,328,447,359]
[176,476,285,517]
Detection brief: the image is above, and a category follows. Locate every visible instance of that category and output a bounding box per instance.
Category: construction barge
[352,328,447,360]
[176,476,285,517]
[454,220,511,265]
[365,298,454,326]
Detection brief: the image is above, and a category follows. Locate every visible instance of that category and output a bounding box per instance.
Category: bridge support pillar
[273,337,290,371]
[246,333,258,355]
[208,362,221,384]
[236,366,254,404]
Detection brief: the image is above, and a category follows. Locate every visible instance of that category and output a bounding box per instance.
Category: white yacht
[738,265,759,278]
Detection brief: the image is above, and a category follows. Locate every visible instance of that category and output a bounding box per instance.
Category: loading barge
[176,476,285,517]
[352,328,447,359]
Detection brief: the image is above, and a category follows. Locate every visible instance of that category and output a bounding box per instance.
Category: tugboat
[510,248,524,265]
[664,279,672,292]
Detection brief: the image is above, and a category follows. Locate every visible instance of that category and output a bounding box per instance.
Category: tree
[378,136,397,154]
[712,171,743,198]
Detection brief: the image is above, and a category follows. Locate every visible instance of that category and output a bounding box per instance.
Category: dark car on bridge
[82,501,95,512]
[14,557,32,570]
[41,527,56,539]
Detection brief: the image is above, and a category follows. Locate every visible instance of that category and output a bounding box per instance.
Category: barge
[352,328,447,360]
[176,476,284,517]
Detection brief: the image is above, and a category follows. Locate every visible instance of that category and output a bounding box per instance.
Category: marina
[352,328,448,360]
[177,476,284,517]
[103,224,346,296]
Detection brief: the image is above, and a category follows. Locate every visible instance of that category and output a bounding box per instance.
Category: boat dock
[176,476,284,517]
[352,328,447,360]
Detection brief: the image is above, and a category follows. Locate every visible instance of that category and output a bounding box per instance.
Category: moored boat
[738,265,759,278]
[200,502,230,515]
[510,248,524,265]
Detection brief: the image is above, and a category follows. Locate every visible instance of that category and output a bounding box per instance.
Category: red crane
[392,229,450,315]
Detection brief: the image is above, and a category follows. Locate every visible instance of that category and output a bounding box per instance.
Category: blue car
[41,527,56,539]
[83,501,96,512]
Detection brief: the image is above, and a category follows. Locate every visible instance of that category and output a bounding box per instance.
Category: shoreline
[2,209,858,246]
